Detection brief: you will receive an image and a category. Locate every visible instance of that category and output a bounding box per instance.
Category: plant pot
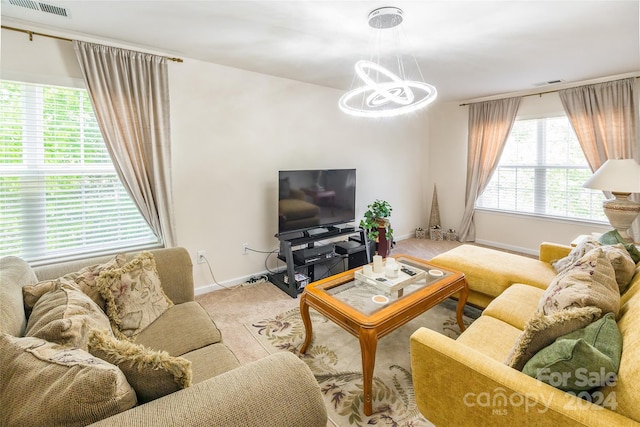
[375,218,389,228]
[376,226,391,258]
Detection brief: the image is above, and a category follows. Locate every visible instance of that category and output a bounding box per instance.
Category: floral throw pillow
[551,236,600,275]
[23,253,126,315]
[539,247,620,316]
[98,252,173,340]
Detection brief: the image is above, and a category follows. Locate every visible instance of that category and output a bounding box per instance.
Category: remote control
[375,277,388,282]
[401,267,416,276]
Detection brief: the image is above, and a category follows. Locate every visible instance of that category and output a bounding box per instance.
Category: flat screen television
[278,169,356,235]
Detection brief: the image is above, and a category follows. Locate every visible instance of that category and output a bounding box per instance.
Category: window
[0,80,159,263]
[476,116,607,223]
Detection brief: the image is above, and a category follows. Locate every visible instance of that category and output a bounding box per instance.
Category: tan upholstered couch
[0,247,328,426]
[411,242,640,426]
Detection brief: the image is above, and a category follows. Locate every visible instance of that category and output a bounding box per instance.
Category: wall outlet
[197,250,207,264]
[242,243,249,255]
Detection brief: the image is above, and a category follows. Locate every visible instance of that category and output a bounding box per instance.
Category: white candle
[373,255,383,273]
[362,264,373,277]
[385,260,399,278]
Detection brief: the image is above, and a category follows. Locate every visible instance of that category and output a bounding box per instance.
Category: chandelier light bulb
[339,61,437,118]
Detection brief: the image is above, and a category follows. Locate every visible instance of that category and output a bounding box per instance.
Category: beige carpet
[195,238,473,425]
[246,301,478,427]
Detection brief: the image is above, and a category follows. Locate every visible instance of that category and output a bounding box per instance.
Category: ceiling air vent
[5,0,70,17]
[533,79,565,87]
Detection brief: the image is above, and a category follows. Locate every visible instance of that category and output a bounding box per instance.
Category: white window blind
[0,80,160,263]
[476,116,608,223]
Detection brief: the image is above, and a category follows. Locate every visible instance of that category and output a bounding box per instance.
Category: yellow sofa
[411,243,640,426]
[429,243,565,309]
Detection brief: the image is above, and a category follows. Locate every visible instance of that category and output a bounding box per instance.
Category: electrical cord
[205,245,281,287]
[254,242,350,282]
[200,255,229,289]
[316,255,347,281]
[207,244,347,289]
[266,249,282,275]
[201,254,271,290]
[246,247,280,273]
[245,246,281,275]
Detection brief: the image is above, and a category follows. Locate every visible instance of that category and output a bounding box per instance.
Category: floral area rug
[247,299,479,427]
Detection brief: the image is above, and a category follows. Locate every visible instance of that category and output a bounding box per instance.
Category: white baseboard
[194,282,238,295]
[394,233,413,241]
[474,239,538,257]
[194,269,276,296]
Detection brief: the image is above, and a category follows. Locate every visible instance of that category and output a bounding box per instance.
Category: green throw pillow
[522,313,622,392]
[599,229,640,263]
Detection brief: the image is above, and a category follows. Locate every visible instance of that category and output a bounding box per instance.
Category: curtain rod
[2,25,183,63]
[458,75,640,106]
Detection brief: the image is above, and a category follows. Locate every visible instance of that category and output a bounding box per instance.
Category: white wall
[169,59,430,291]
[2,27,430,293]
[428,93,612,255]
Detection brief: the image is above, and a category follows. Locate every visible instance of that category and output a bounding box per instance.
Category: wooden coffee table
[299,254,468,416]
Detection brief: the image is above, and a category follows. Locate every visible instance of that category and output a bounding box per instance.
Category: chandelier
[339,7,437,118]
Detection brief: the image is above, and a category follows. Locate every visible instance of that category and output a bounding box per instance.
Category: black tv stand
[269,226,370,298]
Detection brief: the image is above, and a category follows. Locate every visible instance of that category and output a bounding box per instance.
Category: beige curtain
[73,41,176,247]
[458,97,521,242]
[559,77,640,242]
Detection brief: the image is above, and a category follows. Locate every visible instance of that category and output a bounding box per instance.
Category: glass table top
[319,257,453,316]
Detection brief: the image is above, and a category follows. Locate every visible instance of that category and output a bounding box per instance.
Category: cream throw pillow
[505,306,602,371]
[539,248,620,316]
[552,239,635,293]
[88,329,192,403]
[601,244,636,294]
[23,253,126,314]
[0,333,136,427]
[98,252,173,340]
[25,282,112,351]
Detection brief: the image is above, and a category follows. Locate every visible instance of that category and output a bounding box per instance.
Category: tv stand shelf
[269,226,370,298]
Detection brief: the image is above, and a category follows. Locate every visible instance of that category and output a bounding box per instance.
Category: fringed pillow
[505,306,602,371]
[88,329,192,403]
[98,252,173,340]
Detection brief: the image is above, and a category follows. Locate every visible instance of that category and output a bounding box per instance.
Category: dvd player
[292,244,334,264]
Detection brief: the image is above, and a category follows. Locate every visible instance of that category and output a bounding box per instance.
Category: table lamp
[583,158,640,242]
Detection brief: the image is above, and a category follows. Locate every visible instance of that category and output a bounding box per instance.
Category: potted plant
[360,199,393,257]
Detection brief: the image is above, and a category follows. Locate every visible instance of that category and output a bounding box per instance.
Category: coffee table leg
[299,293,312,354]
[359,328,377,416]
[456,282,469,332]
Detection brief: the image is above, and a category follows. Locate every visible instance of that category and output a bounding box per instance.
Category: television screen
[278,169,356,235]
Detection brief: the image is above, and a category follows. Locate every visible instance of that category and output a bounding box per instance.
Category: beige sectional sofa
[0,247,328,426]
[411,242,640,426]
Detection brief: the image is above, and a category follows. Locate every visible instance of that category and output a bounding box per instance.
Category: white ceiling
[2,0,639,102]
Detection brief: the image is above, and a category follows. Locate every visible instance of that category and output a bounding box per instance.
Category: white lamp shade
[583,159,640,193]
